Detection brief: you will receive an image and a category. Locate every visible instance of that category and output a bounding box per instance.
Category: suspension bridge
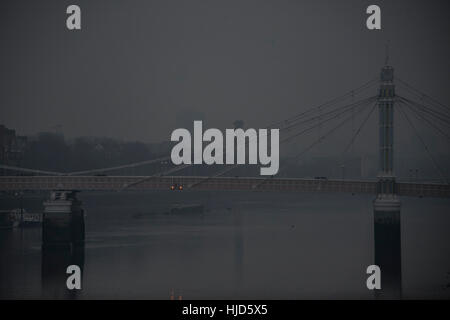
[1,58,450,298]
[1,64,449,197]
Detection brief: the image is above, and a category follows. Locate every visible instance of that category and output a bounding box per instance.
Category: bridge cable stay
[189,96,377,189]
[269,79,378,131]
[0,95,375,181]
[1,79,378,181]
[281,96,377,144]
[397,96,450,128]
[397,104,449,185]
[268,78,378,129]
[289,100,374,166]
[0,156,172,177]
[337,101,378,182]
[281,96,376,142]
[252,99,374,189]
[66,109,341,182]
[341,100,378,156]
[66,156,171,176]
[0,79,380,184]
[279,95,377,133]
[397,99,450,143]
[398,94,450,120]
[396,77,450,114]
[0,78,394,181]
[267,78,378,129]
[351,90,355,154]
[0,164,65,176]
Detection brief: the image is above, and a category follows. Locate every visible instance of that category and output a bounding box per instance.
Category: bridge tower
[373,53,402,298]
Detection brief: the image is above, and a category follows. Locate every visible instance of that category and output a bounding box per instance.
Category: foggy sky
[1,0,449,148]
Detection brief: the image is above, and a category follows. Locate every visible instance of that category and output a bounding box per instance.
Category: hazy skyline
[1,2,450,301]
[1,0,449,145]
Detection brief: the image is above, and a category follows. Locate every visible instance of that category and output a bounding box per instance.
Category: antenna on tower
[385,41,390,65]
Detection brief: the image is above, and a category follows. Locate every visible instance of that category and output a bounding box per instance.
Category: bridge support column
[373,193,402,299]
[42,191,85,249]
[373,59,402,298]
[41,191,85,297]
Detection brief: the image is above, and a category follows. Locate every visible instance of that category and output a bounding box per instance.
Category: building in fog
[0,125,27,170]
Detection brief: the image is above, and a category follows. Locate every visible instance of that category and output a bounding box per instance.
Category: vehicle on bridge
[170,183,184,191]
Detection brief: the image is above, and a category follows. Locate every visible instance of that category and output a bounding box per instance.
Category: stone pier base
[42,191,85,249]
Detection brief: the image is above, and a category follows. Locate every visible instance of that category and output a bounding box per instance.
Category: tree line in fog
[22,132,170,173]
[17,131,450,181]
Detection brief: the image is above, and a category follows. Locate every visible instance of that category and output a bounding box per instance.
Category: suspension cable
[398,96,450,126]
[267,78,378,129]
[397,104,449,184]
[0,164,65,176]
[396,77,450,113]
[253,100,373,189]
[197,96,377,186]
[291,101,372,162]
[341,101,378,155]
[398,100,450,143]
[281,97,376,144]
[280,96,377,133]
[68,156,171,176]
[0,156,172,177]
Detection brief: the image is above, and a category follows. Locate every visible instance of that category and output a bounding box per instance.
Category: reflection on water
[1,191,450,299]
[41,245,84,299]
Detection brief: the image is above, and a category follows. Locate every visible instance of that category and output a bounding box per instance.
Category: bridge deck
[0,176,449,198]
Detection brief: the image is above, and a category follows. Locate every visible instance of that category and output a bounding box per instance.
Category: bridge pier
[41,240,85,298]
[42,191,85,249]
[372,59,403,298]
[373,194,402,299]
[41,191,85,297]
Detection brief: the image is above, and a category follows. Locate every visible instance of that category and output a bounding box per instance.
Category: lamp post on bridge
[373,56,402,298]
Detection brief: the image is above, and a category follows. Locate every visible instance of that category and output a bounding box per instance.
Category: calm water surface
[1,191,449,299]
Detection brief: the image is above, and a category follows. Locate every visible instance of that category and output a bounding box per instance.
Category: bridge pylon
[373,61,402,298]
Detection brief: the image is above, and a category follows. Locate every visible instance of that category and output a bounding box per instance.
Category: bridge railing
[0,176,448,198]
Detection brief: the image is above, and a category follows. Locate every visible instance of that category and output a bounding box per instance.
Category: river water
[1,191,449,299]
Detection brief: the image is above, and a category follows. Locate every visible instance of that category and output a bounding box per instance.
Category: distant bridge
[1,175,449,198]
[1,62,449,202]
[2,59,447,299]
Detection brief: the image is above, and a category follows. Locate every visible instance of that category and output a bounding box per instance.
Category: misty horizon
[1,0,449,144]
